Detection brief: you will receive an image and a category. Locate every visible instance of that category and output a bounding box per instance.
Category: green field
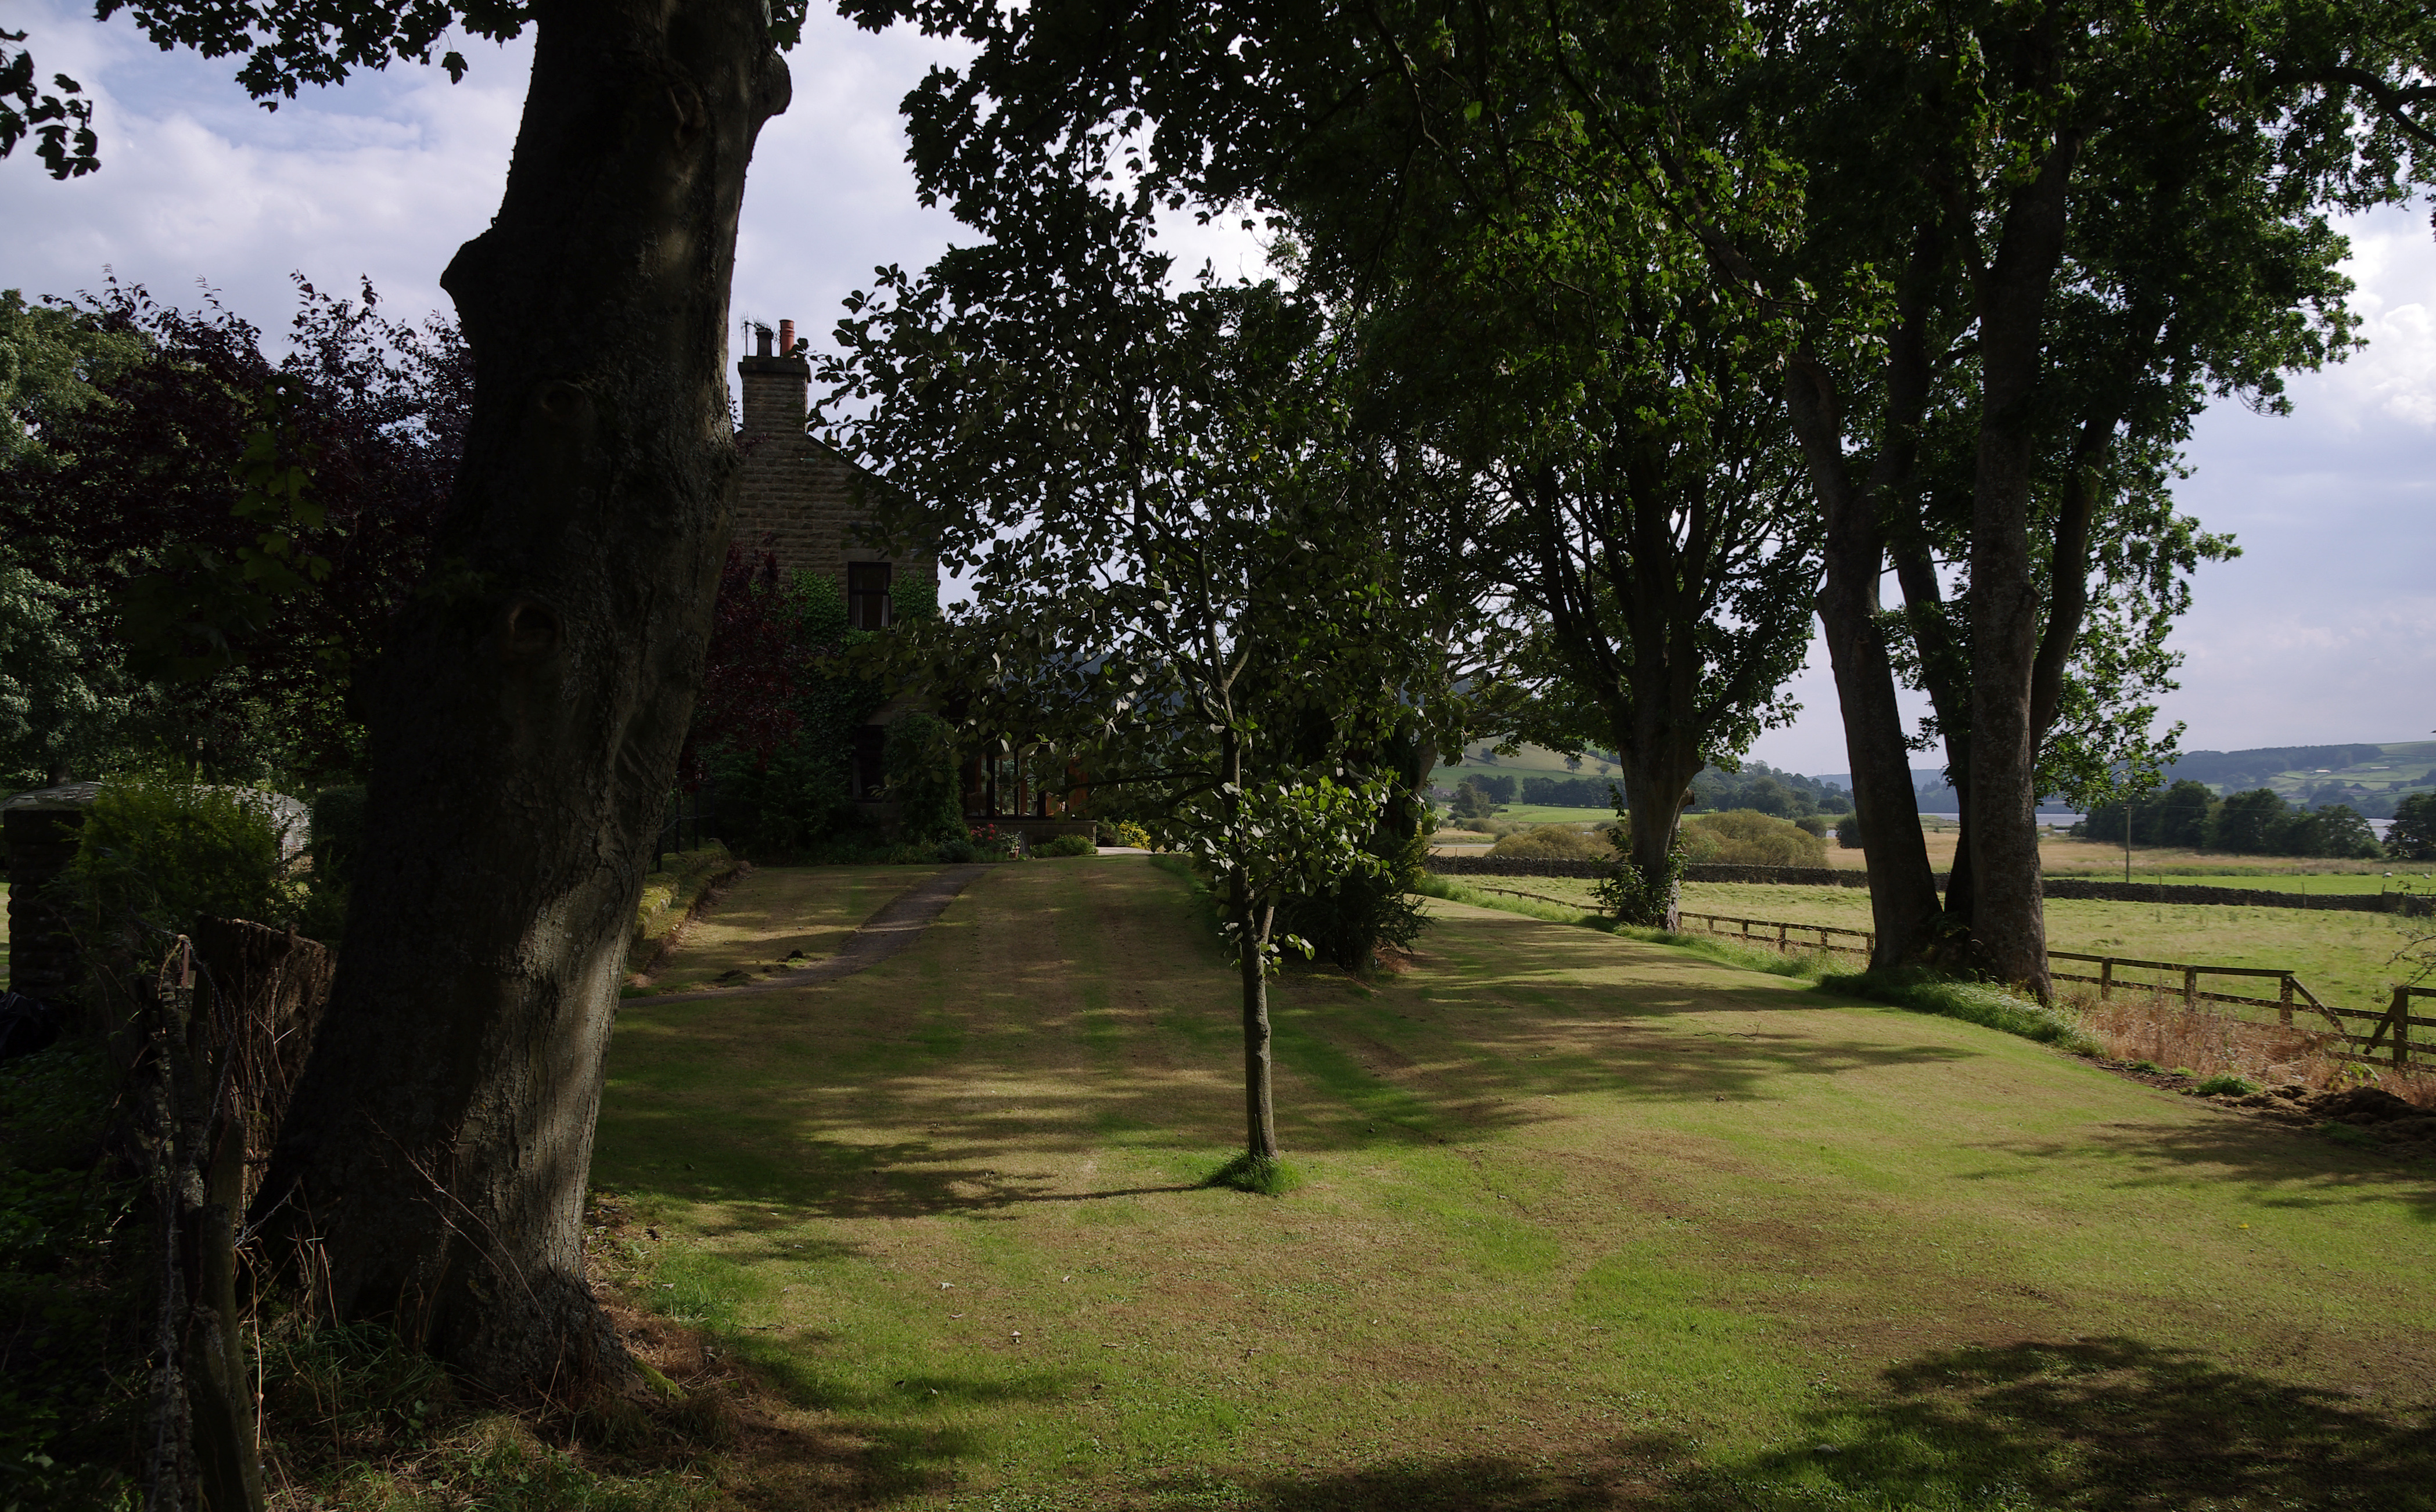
[585,857,2436,1509]
[2100,872,2435,895]
[1483,877,2424,1017]
[2237,740,2436,803]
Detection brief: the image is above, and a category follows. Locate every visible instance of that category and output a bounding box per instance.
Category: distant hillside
[1815,742,2436,818]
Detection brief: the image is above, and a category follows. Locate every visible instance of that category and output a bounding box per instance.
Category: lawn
[594,856,2436,1509]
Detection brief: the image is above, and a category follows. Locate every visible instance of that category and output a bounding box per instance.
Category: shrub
[1033,833,1095,858]
[1110,820,1155,849]
[1680,809,1828,867]
[934,836,980,863]
[308,784,368,888]
[2195,1072,2260,1097]
[66,775,301,938]
[1794,813,1829,837]
[1485,825,1611,861]
[1835,813,1863,849]
[882,711,964,843]
[1277,829,1429,970]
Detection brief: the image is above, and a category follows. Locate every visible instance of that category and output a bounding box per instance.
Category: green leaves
[0,33,97,179]
[114,376,337,683]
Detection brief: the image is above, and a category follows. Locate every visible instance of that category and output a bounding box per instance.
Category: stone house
[734,322,1090,839]
[734,321,939,804]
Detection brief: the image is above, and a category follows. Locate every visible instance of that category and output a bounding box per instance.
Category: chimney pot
[778,319,796,354]
[754,324,773,357]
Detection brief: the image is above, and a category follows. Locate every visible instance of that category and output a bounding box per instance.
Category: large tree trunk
[253,0,790,1394]
[1964,139,2079,1000]
[1614,753,1695,930]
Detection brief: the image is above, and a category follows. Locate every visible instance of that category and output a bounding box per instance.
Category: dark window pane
[847,561,893,629]
[851,725,887,799]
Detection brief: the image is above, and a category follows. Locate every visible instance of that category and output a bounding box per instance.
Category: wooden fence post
[2397,987,2412,1068]
[2279,976,2294,1028]
[2100,958,2114,1000]
[2182,966,2198,1011]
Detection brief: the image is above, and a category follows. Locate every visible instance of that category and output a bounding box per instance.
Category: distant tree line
[1688,764,1852,819]
[1449,761,1854,819]
[2072,780,2392,859]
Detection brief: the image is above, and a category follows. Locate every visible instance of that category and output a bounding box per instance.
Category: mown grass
[587,858,2436,1510]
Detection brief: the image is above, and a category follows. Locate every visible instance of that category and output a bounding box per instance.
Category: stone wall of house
[732,327,939,600]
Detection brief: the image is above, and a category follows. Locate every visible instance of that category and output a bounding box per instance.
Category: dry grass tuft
[2061,984,2436,1108]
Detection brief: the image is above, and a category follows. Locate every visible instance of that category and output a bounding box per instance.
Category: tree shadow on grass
[1141,1338,2436,1512]
[716,1351,1091,1509]
[1969,1115,2436,1221]
[602,863,1984,1222]
[1673,1335,2436,1511]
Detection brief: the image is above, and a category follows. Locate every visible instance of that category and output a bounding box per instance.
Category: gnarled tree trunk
[254,0,791,1394]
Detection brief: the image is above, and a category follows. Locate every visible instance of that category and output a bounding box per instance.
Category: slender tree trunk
[254,0,790,1394]
[1886,542,1975,933]
[1943,788,1974,927]
[1220,727,1280,1161]
[1237,877,1280,1162]
[1787,359,1943,967]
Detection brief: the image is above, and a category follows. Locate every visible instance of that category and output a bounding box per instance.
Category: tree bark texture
[1887,541,1975,931]
[1965,139,2079,1000]
[1785,356,1943,968]
[254,0,789,1394]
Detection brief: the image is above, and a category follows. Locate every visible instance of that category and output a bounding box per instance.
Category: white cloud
[2312,209,2436,431]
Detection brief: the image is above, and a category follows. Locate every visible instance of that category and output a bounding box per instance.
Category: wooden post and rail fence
[1453,887,2436,1072]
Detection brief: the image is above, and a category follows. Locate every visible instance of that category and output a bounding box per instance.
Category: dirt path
[642,863,990,1004]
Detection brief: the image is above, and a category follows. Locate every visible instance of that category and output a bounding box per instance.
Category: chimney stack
[754,323,773,357]
[778,318,796,354]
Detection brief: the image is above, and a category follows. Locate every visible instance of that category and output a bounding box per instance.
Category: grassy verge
[631,843,746,973]
[1818,966,2102,1055]
[1410,871,1589,923]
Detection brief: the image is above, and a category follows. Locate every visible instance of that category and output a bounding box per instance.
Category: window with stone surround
[847,561,893,629]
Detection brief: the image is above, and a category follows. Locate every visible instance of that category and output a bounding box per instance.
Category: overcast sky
[5,2,2428,776]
